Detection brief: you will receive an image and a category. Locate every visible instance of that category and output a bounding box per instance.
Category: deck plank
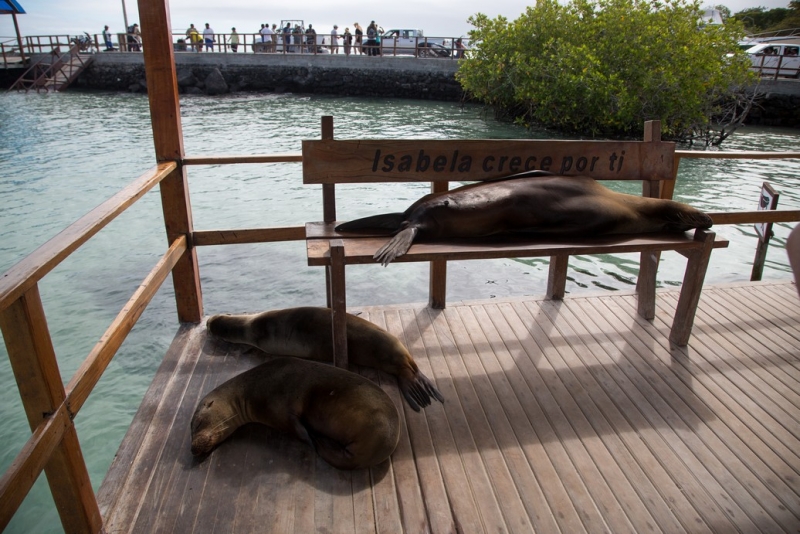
[598,294,790,532]
[99,282,800,533]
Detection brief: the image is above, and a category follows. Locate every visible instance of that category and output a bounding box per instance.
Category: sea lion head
[190,388,242,456]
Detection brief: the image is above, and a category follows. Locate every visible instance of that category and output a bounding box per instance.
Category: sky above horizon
[0,0,793,41]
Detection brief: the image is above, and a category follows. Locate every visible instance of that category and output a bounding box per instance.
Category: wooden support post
[429,181,449,309]
[638,120,663,295]
[321,116,335,307]
[546,255,569,300]
[670,229,716,346]
[751,238,770,281]
[321,116,336,223]
[0,286,101,533]
[328,240,348,367]
[138,0,202,323]
[751,182,779,281]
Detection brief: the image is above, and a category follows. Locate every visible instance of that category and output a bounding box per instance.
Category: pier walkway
[98,280,800,533]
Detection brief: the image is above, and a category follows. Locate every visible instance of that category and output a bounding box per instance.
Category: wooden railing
[0,7,799,530]
[750,53,800,80]
[1,144,798,532]
[22,32,467,58]
[1,39,24,68]
[8,42,92,93]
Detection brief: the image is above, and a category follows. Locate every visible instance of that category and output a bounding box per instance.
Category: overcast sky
[0,0,792,40]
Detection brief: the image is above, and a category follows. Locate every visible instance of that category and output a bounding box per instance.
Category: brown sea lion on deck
[335,173,713,266]
[206,307,444,411]
[190,357,400,470]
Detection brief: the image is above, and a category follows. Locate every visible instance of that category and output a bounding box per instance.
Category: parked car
[746,42,800,78]
[380,29,450,57]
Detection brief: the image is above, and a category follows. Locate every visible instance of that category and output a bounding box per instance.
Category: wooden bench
[303,117,728,365]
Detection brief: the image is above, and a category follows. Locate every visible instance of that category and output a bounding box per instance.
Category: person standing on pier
[354,23,363,54]
[343,27,352,56]
[203,23,215,51]
[102,25,114,51]
[330,25,339,54]
[366,21,377,56]
[306,25,317,53]
[229,28,239,52]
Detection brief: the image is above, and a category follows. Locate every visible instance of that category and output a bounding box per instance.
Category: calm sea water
[0,91,798,532]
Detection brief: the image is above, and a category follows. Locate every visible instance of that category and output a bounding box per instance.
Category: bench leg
[546,255,569,300]
[328,240,348,367]
[325,269,332,308]
[637,251,659,320]
[429,259,447,309]
[670,230,715,346]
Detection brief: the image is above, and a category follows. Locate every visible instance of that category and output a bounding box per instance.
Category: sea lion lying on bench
[335,173,713,266]
[191,357,400,470]
[206,307,444,411]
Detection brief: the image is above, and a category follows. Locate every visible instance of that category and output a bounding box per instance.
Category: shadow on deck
[98,281,800,533]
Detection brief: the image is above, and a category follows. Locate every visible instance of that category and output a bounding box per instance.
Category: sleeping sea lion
[335,173,713,265]
[190,357,400,470]
[206,307,444,411]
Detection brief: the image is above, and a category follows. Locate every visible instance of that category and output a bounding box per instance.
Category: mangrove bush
[457,0,755,142]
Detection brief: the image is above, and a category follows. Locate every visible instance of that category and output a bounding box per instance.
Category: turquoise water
[0,91,798,532]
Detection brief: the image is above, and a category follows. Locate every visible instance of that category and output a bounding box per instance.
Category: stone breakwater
[72,52,463,100]
[11,52,798,126]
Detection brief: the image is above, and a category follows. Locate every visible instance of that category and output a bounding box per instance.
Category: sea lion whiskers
[206,411,240,435]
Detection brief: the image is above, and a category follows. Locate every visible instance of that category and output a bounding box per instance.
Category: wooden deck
[97,281,800,533]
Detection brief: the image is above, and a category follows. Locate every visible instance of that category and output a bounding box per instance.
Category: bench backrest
[302,117,675,222]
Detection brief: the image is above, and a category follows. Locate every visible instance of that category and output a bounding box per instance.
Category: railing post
[429,181,449,309]
[638,120,663,298]
[138,0,203,323]
[0,286,101,533]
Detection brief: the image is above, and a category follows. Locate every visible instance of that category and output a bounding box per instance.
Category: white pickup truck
[747,42,800,78]
[379,29,451,57]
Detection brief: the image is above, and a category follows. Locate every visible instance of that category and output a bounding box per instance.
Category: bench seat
[306,221,729,357]
[306,222,727,265]
[302,117,729,365]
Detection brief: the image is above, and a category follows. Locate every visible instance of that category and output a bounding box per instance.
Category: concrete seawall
[74,52,464,100]
[9,52,798,126]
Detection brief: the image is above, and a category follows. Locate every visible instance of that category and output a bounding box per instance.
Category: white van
[747,42,800,78]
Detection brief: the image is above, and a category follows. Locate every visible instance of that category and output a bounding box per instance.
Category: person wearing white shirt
[263,24,275,52]
[203,23,215,51]
[330,25,339,54]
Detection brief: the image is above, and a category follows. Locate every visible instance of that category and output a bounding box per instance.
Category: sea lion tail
[374,227,418,266]
[335,213,405,234]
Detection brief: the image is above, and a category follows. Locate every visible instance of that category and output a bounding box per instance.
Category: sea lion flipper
[420,372,445,404]
[289,414,315,449]
[336,213,405,234]
[398,370,444,411]
[374,227,418,266]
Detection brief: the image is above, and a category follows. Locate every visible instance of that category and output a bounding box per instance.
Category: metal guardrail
[750,52,800,80]
[22,32,469,59]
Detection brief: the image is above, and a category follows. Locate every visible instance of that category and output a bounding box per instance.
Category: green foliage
[730,5,791,31]
[457,0,755,140]
[734,0,800,32]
